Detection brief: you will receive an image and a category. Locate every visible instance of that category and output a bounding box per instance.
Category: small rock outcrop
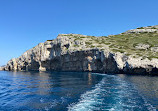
[135,44,150,50]
[151,47,158,52]
[124,25,158,34]
[0,66,5,71]
[1,26,158,75]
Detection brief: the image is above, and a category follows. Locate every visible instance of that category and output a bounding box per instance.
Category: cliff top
[46,25,158,60]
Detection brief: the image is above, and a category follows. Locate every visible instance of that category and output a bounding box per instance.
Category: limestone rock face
[0,66,5,71]
[1,32,158,75]
[124,29,158,34]
[151,47,158,52]
[135,44,150,50]
[124,25,158,34]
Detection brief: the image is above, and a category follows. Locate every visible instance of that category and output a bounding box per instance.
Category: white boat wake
[68,75,156,111]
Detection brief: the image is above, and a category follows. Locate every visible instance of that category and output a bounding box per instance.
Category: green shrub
[85,42,92,45]
[74,45,79,47]
[137,27,144,29]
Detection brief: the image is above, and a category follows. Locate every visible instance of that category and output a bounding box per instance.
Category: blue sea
[0,71,158,111]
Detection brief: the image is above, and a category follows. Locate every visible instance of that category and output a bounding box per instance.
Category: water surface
[0,71,157,111]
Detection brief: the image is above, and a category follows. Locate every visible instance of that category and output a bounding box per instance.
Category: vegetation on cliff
[62,25,158,60]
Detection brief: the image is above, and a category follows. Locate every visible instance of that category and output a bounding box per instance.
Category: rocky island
[1,25,158,75]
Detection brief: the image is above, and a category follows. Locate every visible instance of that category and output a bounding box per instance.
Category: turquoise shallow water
[0,71,157,111]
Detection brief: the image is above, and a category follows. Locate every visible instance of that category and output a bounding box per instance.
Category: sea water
[0,71,157,111]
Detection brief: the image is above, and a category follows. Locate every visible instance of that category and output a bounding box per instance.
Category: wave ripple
[68,75,156,111]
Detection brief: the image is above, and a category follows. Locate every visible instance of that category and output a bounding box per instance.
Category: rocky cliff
[1,26,158,75]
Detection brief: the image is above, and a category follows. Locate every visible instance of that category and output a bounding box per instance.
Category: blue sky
[0,0,158,66]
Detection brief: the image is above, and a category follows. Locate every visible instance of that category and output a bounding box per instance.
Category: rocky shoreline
[1,49,158,75]
[1,26,158,75]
